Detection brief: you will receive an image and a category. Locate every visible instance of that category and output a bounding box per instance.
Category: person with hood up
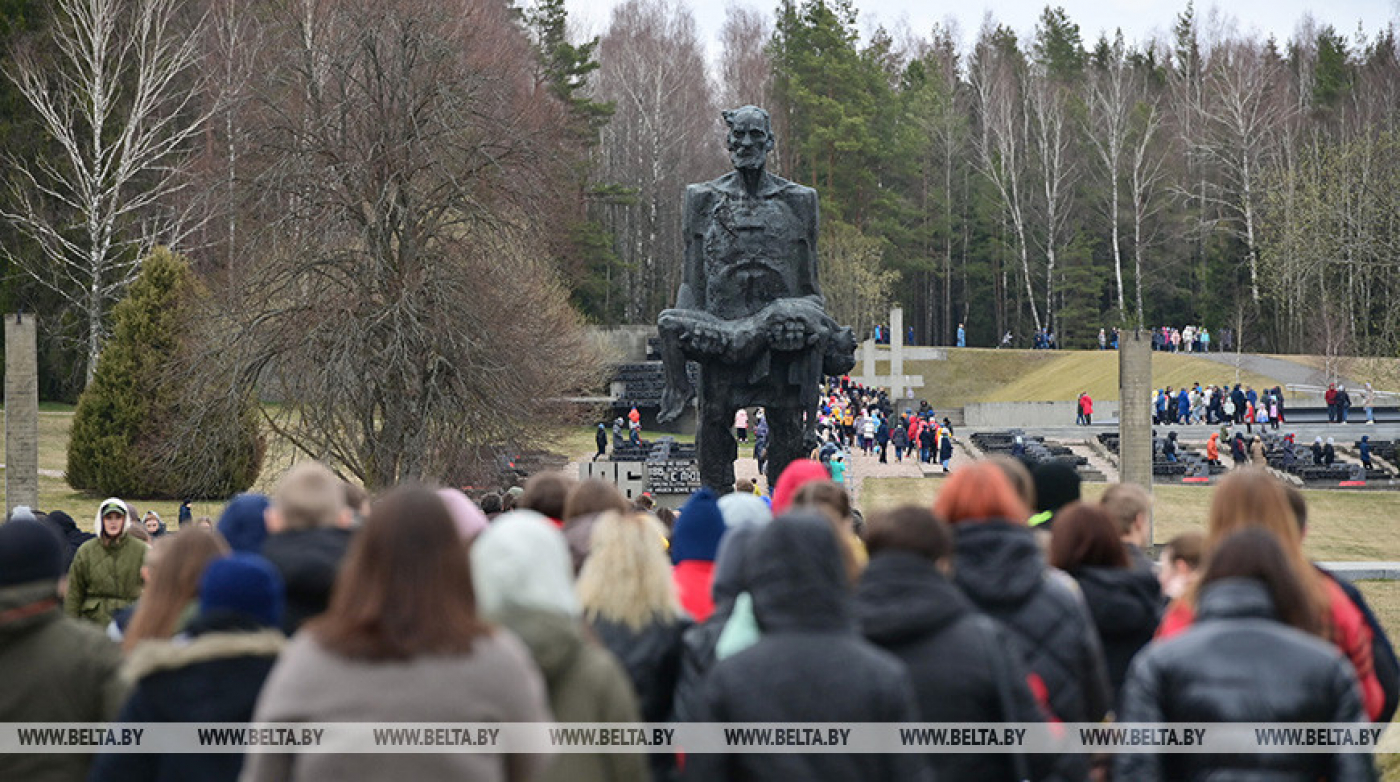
[91,553,287,782]
[66,498,147,626]
[41,509,93,571]
[937,463,1111,756]
[1049,502,1162,701]
[613,417,626,450]
[1324,437,1337,466]
[142,511,168,539]
[1312,436,1326,466]
[0,520,125,782]
[939,427,955,472]
[1205,431,1221,466]
[260,464,353,634]
[682,511,932,782]
[1251,435,1267,465]
[471,510,646,782]
[672,496,772,723]
[1163,431,1179,462]
[245,490,552,782]
[594,422,608,461]
[1011,435,1026,457]
[1118,529,1376,781]
[856,506,1052,782]
[1360,436,1374,470]
[671,488,727,622]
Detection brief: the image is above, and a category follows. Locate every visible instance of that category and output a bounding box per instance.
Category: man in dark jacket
[260,462,353,634]
[0,520,125,782]
[90,553,286,782]
[856,507,1051,782]
[684,512,932,782]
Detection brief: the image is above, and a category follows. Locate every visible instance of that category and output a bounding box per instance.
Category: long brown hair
[1049,502,1128,571]
[1190,468,1330,635]
[1199,528,1320,635]
[311,487,490,660]
[123,528,230,651]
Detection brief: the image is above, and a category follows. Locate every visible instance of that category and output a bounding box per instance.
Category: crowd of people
[1152,383,1289,429]
[1,449,1394,781]
[1152,325,1220,353]
[816,377,956,472]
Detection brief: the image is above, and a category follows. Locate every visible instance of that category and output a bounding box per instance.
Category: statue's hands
[763,299,826,352]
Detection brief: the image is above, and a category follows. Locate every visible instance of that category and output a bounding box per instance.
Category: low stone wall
[963,400,1120,428]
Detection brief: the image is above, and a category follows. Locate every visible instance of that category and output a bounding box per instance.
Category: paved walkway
[1193,351,1358,390]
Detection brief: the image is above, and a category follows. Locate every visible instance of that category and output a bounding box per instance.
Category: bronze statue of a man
[657,105,856,493]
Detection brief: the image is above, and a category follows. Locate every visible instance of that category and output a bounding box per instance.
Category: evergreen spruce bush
[66,247,264,498]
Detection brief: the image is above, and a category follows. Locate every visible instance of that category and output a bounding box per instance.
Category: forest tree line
[3,0,1400,411]
[583,0,1400,358]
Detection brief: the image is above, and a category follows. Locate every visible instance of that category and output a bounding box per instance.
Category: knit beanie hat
[199,553,285,627]
[717,492,772,529]
[436,488,489,541]
[471,510,578,619]
[671,487,727,564]
[1032,462,1081,518]
[217,494,271,553]
[0,520,65,587]
[8,506,36,523]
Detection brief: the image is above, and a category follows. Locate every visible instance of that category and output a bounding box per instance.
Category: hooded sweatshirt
[471,511,646,782]
[683,513,932,782]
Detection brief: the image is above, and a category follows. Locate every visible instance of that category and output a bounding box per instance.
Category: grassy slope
[891,349,1285,406]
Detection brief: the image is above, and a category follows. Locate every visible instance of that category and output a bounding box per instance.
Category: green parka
[64,532,146,626]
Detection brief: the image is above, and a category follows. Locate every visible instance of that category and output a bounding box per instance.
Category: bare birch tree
[1086,32,1132,316]
[1,0,213,384]
[594,0,718,322]
[970,21,1040,331]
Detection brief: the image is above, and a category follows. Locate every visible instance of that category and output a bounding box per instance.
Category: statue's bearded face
[727,112,772,171]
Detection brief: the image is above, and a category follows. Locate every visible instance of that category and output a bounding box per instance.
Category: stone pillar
[1118,328,1153,541]
[5,313,39,514]
[862,337,876,381]
[890,307,904,399]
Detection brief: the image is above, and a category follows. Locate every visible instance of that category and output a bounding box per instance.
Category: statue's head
[723,105,773,171]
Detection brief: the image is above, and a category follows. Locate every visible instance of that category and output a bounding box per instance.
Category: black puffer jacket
[43,511,94,571]
[593,616,688,782]
[1069,564,1161,700]
[259,527,351,634]
[954,520,1112,725]
[857,551,1053,782]
[1116,578,1376,782]
[683,513,932,782]
[672,524,761,723]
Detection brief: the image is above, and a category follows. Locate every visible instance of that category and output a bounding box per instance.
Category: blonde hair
[1190,468,1331,635]
[275,462,347,531]
[576,512,681,631]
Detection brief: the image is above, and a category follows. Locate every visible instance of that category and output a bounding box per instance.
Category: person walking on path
[734,408,749,443]
[957,323,966,348]
[1363,383,1376,425]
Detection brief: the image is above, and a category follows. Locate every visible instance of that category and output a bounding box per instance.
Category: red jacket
[1158,577,1384,720]
[1082,396,1093,415]
[673,560,716,623]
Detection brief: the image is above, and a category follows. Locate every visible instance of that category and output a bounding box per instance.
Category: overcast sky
[565,0,1400,66]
